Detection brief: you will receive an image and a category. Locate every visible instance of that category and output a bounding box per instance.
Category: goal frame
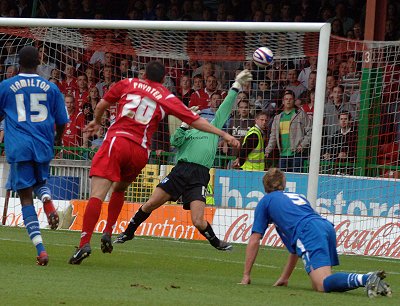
[0,18,331,207]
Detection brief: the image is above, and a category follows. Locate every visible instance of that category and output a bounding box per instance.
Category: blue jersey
[252,191,322,253]
[0,73,69,163]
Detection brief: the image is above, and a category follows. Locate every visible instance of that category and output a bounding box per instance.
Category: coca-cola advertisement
[212,208,400,258]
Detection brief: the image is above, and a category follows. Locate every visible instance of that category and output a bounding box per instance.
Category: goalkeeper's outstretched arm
[190,117,240,148]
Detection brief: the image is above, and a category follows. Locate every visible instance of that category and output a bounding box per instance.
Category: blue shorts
[295,218,339,274]
[6,161,50,191]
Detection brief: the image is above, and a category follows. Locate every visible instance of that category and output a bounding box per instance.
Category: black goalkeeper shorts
[157,161,210,210]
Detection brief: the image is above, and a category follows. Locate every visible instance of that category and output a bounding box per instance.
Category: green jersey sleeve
[170,127,187,148]
[211,89,238,129]
[169,89,238,169]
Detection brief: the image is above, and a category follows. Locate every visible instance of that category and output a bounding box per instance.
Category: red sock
[43,199,56,216]
[104,191,125,234]
[80,197,103,248]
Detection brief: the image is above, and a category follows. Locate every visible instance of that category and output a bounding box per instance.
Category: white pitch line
[1,236,399,275]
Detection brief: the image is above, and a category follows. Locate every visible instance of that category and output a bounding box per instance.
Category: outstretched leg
[114,187,171,243]
[190,200,232,251]
[69,176,112,265]
[103,181,132,234]
[19,187,48,266]
[101,181,131,253]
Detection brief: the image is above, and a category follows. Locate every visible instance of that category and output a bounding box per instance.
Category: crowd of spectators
[0,1,398,41]
[0,0,398,175]
[0,39,368,174]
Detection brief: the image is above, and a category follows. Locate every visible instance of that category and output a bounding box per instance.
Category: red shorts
[90,136,149,182]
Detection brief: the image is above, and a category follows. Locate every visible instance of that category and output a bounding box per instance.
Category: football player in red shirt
[69,61,240,264]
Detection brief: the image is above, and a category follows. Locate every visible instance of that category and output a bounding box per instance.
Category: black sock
[124,206,151,237]
[199,222,220,248]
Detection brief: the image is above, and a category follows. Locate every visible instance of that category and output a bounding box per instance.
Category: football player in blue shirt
[240,168,392,298]
[0,46,69,266]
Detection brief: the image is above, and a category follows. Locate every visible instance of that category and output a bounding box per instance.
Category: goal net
[0,19,398,258]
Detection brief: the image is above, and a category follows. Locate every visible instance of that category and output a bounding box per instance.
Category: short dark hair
[238,99,249,107]
[334,84,345,92]
[145,60,165,83]
[18,46,40,69]
[238,91,249,99]
[338,110,351,120]
[255,110,269,119]
[210,92,222,99]
[64,94,75,101]
[283,89,295,99]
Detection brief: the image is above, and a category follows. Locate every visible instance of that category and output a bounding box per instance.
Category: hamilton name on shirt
[9,78,51,93]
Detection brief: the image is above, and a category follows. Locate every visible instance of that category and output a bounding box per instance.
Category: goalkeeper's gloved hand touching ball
[232,69,253,91]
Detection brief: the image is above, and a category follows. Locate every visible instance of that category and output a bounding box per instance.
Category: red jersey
[189,88,226,110]
[167,67,183,91]
[74,90,89,111]
[103,78,200,150]
[60,78,78,95]
[62,111,85,147]
[301,104,314,120]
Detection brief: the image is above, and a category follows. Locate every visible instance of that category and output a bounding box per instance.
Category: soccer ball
[252,47,274,68]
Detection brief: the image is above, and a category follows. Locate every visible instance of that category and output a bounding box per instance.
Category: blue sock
[33,184,51,202]
[323,273,368,292]
[22,205,46,256]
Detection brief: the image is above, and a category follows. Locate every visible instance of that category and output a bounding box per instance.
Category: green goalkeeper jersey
[170,89,238,169]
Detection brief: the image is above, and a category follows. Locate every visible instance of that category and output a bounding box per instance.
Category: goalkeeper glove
[232,69,253,91]
[181,106,201,129]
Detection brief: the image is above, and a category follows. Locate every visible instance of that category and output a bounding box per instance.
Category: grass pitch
[0,227,398,306]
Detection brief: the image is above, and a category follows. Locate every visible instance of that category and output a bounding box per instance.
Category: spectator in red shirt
[62,94,85,149]
[85,66,97,88]
[192,74,203,91]
[177,74,194,107]
[50,68,62,86]
[301,89,315,121]
[74,74,89,111]
[88,86,100,111]
[96,66,113,98]
[59,64,77,95]
[189,75,225,110]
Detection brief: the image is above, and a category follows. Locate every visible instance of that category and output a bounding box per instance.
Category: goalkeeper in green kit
[114,70,252,250]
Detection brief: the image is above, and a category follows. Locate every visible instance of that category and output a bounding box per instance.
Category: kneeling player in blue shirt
[240,168,392,298]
